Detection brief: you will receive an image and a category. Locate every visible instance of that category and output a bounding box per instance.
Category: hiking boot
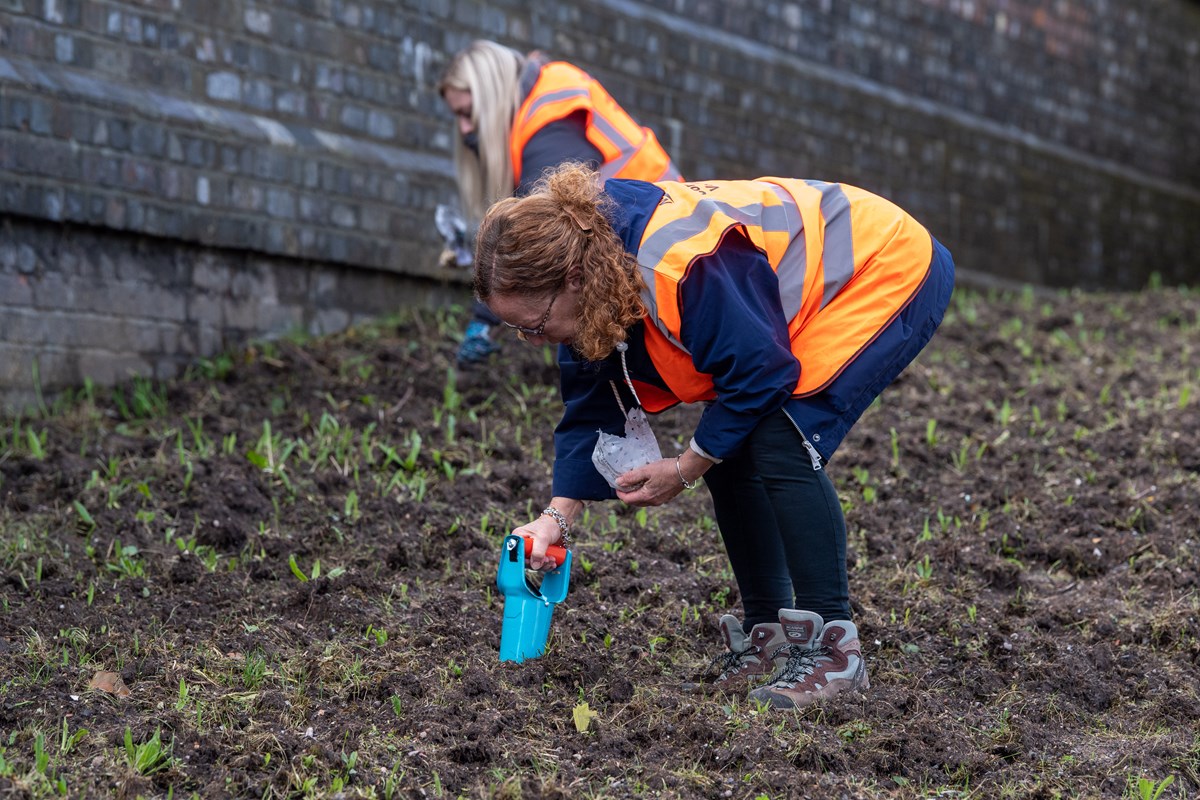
[698,614,786,693]
[456,320,500,367]
[748,611,870,710]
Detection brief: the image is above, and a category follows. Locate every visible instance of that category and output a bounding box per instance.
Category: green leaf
[288,554,308,582]
[72,501,96,531]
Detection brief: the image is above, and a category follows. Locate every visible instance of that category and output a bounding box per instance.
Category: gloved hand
[436,204,473,268]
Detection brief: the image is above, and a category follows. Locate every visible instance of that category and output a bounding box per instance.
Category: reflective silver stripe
[640,186,805,338]
[805,180,854,310]
[522,87,590,120]
[590,112,638,151]
[598,151,634,179]
[640,195,790,266]
[525,88,643,179]
[593,113,639,178]
[769,184,807,321]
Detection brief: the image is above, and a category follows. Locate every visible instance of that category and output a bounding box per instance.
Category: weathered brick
[54,34,75,63]
[339,104,366,131]
[187,292,225,328]
[195,323,225,356]
[329,203,357,228]
[275,90,306,115]
[206,71,240,101]
[255,301,304,333]
[0,340,27,386]
[312,307,350,335]
[106,118,132,151]
[0,270,35,306]
[244,8,271,36]
[28,272,77,310]
[222,297,269,330]
[77,350,154,386]
[243,78,272,110]
[366,109,395,139]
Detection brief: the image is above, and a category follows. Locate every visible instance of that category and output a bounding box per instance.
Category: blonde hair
[438,41,525,222]
[474,164,648,362]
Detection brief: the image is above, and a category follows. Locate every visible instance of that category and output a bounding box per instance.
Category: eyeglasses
[502,292,558,341]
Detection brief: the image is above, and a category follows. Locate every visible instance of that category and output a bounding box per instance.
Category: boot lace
[705,645,760,681]
[769,643,828,686]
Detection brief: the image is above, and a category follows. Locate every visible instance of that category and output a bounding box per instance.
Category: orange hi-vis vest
[635,179,934,410]
[510,62,680,185]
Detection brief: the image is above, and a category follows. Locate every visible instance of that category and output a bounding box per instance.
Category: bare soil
[1,285,1198,799]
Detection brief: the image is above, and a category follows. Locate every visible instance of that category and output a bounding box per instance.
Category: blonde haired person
[474,164,955,709]
[438,40,680,366]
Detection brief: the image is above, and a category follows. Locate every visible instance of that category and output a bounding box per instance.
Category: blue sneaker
[457,321,500,367]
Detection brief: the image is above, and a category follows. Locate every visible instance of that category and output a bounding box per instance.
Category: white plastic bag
[591,407,663,489]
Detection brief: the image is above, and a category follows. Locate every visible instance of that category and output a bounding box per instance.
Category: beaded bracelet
[675,455,700,490]
[541,506,572,548]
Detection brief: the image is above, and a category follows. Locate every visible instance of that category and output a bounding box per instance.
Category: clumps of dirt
[1,289,1198,798]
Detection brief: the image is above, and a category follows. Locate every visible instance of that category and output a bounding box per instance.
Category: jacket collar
[603,179,666,254]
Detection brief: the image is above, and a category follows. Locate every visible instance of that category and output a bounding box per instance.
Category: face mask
[461,130,479,155]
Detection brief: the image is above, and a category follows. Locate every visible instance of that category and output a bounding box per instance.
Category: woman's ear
[567,266,584,289]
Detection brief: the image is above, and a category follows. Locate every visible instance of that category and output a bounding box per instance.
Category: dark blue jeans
[703,409,850,629]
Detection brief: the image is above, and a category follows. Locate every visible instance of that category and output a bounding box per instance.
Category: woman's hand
[616,457,685,506]
[513,498,584,571]
[617,451,713,507]
[512,516,563,571]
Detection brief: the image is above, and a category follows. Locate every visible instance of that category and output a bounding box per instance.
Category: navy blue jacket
[551,178,955,500]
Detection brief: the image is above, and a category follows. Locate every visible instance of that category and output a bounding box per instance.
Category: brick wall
[0,215,462,410]
[1,0,1198,407]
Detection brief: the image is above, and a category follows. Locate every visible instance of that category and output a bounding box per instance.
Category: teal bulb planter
[496,534,572,663]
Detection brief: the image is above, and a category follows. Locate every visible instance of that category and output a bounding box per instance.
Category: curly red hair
[474,164,647,361]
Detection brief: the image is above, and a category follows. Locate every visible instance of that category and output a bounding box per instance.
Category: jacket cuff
[689,437,723,464]
[552,458,619,501]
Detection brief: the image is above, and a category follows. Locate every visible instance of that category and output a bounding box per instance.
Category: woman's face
[488,284,581,348]
[442,87,475,137]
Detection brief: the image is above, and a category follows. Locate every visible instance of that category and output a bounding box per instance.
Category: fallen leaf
[572,701,598,733]
[88,671,131,698]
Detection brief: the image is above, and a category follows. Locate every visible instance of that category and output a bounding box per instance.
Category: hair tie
[562,206,593,233]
